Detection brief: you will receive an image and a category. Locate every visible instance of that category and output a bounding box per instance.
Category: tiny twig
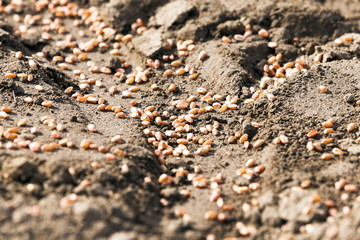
[12,90,17,103]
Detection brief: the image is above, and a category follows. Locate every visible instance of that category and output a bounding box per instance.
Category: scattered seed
[168,84,176,92]
[258,29,268,38]
[253,139,264,149]
[254,165,265,174]
[41,101,53,107]
[320,153,333,160]
[87,124,97,132]
[246,159,255,167]
[15,51,22,59]
[332,147,344,156]
[344,184,357,192]
[347,123,356,132]
[204,210,217,220]
[198,51,207,61]
[321,138,332,145]
[268,42,278,48]
[319,85,327,93]
[307,129,318,138]
[301,179,311,188]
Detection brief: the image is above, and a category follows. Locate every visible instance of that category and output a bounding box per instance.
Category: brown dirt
[1,0,360,239]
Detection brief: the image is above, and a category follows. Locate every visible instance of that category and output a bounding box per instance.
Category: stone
[154,0,195,29]
[105,57,122,70]
[132,29,163,58]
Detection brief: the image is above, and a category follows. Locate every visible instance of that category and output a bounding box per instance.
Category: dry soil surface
[1,0,360,240]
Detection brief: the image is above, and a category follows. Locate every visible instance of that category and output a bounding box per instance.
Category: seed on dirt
[5,73,17,79]
[59,139,68,146]
[228,136,236,144]
[233,185,249,194]
[41,144,53,152]
[23,97,33,103]
[307,129,318,138]
[29,59,37,68]
[168,84,176,92]
[164,69,173,76]
[322,121,333,128]
[314,54,322,63]
[158,174,173,184]
[319,85,327,93]
[98,146,108,153]
[192,175,208,187]
[176,68,185,75]
[306,141,314,151]
[80,139,92,149]
[30,127,37,134]
[344,184,357,192]
[313,142,323,151]
[320,153,333,160]
[254,165,265,174]
[244,99,254,104]
[347,123,356,132]
[321,138,332,145]
[0,111,8,118]
[198,51,207,61]
[87,124,97,132]
[42,101,53,107]
[277,135,288,144]
[332,147,344,156]
[170,60,182,67]
[253,140,264,149]
[268,42,278,48]
[90,161,100,169]
[238,133,248,144]
[246,159,255,167]
[221,36,231,43]
[15,51,22,59]
[16,119,27,127]
[273,137,281,145]
[1,106,12,113]
[258,29,268,37]
[34,85,45,92]
[27,74,34,81]
[111,135,123,143]
[29,142,41,152]
[51,131,61,139]
[251,122,261,128]
[301,179,311,188]
[249,182,260,191]
[204,210,217,220]
[106,153,116,161]
[324,128,334,134]
[335,179,347,190]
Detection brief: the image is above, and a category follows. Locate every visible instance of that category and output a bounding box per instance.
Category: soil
[1,0,360,239]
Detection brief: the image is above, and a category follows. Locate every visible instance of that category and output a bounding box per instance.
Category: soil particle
[72,199,106,223]
[2,156,39,183]
[22,29,41,47]
[105,57,122,70]
[45,160,74,186]
[216,19,245,37]
[261,206,282,227]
